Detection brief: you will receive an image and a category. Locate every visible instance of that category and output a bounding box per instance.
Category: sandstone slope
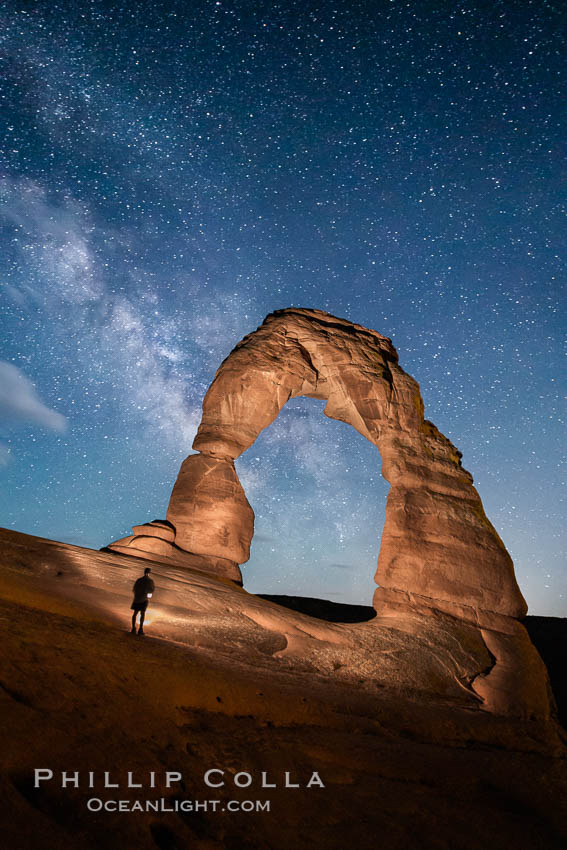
[1,528,566,850]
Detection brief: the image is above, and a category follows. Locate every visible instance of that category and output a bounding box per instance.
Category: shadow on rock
[523,615,567,730]
[257,594,377,623]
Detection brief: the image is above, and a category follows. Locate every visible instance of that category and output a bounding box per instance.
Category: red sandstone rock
[107,308,548,719]
[131,520,175,542]
[2,527,560,729]
[186,308,526,619]
[2,525,565,850]
[166,453,254,565]
[107,521,242,583]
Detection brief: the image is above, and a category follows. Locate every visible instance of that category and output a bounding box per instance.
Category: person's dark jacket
[132,575,155,604]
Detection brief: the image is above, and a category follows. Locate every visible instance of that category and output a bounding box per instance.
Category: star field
[0,0,564,613]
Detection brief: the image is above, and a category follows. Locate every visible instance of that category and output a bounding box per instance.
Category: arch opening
[235,395,389,612]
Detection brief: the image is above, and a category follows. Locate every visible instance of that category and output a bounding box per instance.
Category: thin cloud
[0,362,66,432]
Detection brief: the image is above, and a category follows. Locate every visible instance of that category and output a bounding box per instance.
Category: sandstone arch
[174,308,526,619]
[111,308,527,620]
[108,308,554,718]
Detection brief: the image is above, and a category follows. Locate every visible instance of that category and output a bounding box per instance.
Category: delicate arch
[162,308,526,620]
[107,309,556,720]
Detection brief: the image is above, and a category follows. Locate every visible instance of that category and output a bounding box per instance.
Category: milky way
[0,0,564,613]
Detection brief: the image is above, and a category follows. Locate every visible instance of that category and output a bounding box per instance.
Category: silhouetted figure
[131,567,155,635]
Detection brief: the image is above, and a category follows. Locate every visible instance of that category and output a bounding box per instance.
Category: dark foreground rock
[1,527,566,849]
[523,615,567,730]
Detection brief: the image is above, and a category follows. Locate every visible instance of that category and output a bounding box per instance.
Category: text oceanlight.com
[87,798,271,813]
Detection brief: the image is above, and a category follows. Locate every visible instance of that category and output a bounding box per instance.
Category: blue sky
[0,0,564,614]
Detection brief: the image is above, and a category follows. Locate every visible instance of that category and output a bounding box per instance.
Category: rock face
[108,307,550,718]
[191,307,525,614]
[167,454,254,564]
[106,519,242,583]
[2,526,566,850]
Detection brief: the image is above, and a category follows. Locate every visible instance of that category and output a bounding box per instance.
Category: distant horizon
[3,520,563,620]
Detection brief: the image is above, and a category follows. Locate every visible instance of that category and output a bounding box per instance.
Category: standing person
[131,567,155,635]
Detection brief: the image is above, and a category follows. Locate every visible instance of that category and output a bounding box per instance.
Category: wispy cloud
[0,361,66,431]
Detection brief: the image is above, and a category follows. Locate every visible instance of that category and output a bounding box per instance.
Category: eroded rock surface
[166,454,254,565]
[2,526,566,850]
[107,519,242,583]
[107,307,550,719]
[191,308,524,615]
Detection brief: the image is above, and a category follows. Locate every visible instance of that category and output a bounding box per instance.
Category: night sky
[1,0,564,615]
